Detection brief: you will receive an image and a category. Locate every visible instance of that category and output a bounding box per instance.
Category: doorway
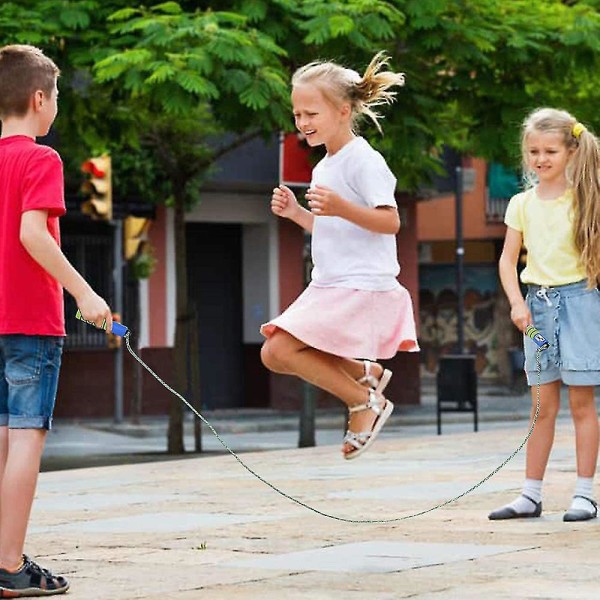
[186,223,244,408]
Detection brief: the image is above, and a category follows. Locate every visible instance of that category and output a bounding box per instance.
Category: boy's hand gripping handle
[525,325,549,350]
[75,309,129,337]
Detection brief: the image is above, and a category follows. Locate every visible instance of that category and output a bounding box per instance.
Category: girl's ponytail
[353,52,405,132]
[570,126,600,286]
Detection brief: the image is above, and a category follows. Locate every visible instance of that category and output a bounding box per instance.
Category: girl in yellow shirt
[489,108,600,522]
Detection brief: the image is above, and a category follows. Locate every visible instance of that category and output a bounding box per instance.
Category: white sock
[505,478,543,513]
[570,477,595,512]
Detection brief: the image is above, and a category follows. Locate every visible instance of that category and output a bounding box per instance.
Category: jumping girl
[260,52,419,460]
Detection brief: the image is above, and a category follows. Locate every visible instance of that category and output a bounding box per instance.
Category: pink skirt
[261,284,419,360]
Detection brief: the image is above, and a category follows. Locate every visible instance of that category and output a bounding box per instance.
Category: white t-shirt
[310,136,400,291]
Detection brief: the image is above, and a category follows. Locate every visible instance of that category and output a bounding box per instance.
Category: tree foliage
[3,0,599,187]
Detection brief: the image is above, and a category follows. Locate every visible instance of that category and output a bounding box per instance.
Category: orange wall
[417,158,506,242]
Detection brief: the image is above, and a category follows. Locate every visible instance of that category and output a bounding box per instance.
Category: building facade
[416,158,520,385]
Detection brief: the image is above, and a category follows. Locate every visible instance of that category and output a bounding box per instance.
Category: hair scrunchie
[572,122,586,139]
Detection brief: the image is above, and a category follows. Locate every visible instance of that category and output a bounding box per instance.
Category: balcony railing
[485,192,511,224]
[486,162,520,224]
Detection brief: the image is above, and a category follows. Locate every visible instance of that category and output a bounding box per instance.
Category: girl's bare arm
[499,227,531,331]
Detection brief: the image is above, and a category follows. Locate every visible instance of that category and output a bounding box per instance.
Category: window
[62,233,113,349]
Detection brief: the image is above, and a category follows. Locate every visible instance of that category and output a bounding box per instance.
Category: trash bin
[436,354,477,434]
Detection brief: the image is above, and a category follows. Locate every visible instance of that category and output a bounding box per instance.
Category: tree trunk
[167,191,188,454]
[188,305,202,453]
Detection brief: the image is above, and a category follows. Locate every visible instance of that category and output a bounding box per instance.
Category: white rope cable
[124,332,542,524]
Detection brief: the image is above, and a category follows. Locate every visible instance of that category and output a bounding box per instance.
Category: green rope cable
[124,332,541,524]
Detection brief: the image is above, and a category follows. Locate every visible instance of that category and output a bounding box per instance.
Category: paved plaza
[33,411,599,599]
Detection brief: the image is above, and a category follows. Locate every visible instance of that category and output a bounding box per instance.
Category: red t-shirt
[0,135,66,336]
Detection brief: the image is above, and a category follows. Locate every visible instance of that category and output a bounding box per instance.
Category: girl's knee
[261,331,303,373]
[261,336,291,372]
[536,405,560,421]
[260,340,276,370]
[569,398,598,422]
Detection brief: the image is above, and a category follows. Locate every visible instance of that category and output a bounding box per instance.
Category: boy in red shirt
[0,44,113,596]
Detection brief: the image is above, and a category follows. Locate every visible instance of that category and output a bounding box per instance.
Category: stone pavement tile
[37,470,150,493]
[226,540,530,573]
[498,583,598,600]
[328,480,516,500]
[141,591,403,600]
[402,580,598,600]
[56,561,269,600]
[36,512,284,534]
[34,493,199,512]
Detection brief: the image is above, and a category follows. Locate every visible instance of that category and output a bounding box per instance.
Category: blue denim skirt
[524,280,600,385]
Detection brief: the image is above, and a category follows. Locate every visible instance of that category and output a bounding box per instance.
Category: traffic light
[80,156,112,220]
[124,215,151,260]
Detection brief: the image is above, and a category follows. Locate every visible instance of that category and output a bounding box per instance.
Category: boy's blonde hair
[0,44,59,119]
[521,107,600,287]
[291,51,405,133]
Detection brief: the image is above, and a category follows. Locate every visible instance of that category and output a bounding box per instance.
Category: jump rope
[76,310,549,524]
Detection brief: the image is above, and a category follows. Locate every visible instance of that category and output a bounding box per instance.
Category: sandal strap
[21,555,67,591]
[343,430,371,449]
[348,390,385,415]
[520,494,540,506]
[573,495,597,508]
[357,360,380,388]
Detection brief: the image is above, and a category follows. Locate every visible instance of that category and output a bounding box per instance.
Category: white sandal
[357,360,392,394]
[343,390,394,460]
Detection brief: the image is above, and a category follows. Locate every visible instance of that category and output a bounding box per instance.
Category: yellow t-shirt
[504,187,585,286]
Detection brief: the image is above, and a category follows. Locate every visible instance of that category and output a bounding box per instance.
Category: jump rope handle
[75,309,129,337]
[524,325,549,350]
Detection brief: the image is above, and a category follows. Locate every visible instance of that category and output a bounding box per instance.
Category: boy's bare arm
[20,209,113,331]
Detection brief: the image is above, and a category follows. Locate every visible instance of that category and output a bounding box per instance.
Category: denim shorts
[0,335,64,429]
[524,280,600,386]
